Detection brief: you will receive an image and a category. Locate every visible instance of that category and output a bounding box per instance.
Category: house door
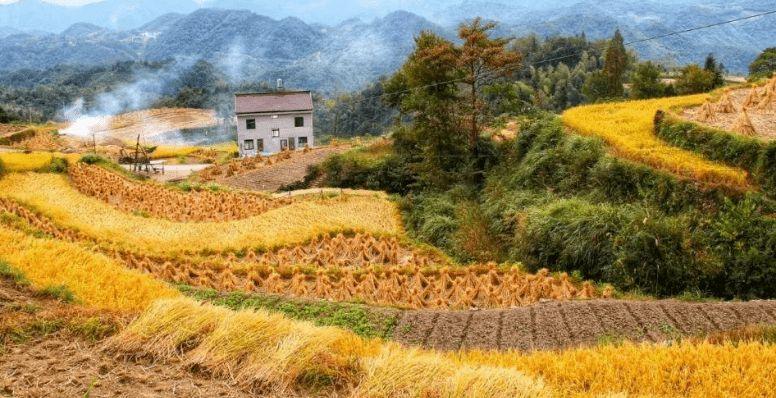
[288,137,296,150]
[280,139,288,151]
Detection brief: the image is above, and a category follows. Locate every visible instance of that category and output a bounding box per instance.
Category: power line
[345,9,776,105]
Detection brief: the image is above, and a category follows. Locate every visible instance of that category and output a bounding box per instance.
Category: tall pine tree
[603,29,627,98]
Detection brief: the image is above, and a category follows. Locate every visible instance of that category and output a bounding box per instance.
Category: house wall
[236,111,314,156]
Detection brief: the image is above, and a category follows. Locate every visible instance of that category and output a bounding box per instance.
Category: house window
[295,116,304,127]
[272,128,280,137]
[280,139,288,150]
[243,139,254,150]
[246,119,256,129]
[298,136,308,147]
[256,139,264,152]
[289,137,296,150]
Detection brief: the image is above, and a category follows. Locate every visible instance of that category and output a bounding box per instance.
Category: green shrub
[0,261,30,286]
[0,158,5,177]
[319,150,416,195]
[700,198,776,298]
[42,156,68,173]
[756,142,776,196]
[399,193,459,253]
[38,284,77,303]
[79,153,109,165]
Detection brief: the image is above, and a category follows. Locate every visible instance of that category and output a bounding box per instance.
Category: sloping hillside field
[1,155,775,397]
[0,173,401,254]
[563,94,751,189]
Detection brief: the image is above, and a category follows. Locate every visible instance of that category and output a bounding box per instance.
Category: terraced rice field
[563,94,750,188]
[2,159,776,397]
[0,173,402,255]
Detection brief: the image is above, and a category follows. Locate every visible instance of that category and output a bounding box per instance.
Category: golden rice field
[69,163,289,222]
[110,297,776,397]
[0,151,80,172]
[0,225,178,311]
[456,341,776,398]
[562,94,751,188]
[0,173,402,255]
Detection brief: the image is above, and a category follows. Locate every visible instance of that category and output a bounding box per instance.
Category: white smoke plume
[60,58,197,141]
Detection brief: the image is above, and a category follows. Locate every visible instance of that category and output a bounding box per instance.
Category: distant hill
[0,1,773,91]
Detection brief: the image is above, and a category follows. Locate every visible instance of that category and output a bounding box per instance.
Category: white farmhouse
[235,91,314,157]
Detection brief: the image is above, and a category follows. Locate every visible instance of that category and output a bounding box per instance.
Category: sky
[0,0,101,4]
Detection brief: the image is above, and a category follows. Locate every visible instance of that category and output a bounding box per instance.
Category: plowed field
[393,299,776,351]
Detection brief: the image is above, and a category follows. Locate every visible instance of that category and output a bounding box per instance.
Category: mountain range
[0,0,773,92]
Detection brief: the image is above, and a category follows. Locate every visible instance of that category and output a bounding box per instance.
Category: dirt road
[393,299,776,351]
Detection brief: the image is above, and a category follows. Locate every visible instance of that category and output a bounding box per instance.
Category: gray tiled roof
[235,91,313,114]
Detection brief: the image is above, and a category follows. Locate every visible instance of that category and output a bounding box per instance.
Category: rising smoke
[60,57,198,141]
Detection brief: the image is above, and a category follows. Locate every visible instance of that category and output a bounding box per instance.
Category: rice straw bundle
[742,87,760,108]
[697,101,716,121]
[715,91,736,113]
[731,108,756,136]
[756,84,774,111]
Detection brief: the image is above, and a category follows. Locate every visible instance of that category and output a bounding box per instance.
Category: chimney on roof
[276,79,284,90]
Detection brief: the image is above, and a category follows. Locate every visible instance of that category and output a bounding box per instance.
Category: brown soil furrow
[496,310,504,350]
[702,303,744,331]
[665,303,717,335]
[529,306,538,349]
[558,304,575,342]
[696,305,723,332]
[586,301,607,332]
[623,301,656,343]
[732,302,775,325]
[456,313,475,350]
[533,303,572,349]
[500,308,534,351]
[726,303,748,325]
[563,301,605,346]
[392,311,436,346]
[657,302,688,334]
[421,313,441,347]
[760,302,776,323]
[591,301,643,341]
[426,313,470,351]
[460,311,501,351]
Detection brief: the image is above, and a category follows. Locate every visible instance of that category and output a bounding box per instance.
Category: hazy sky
[0,0,101,4]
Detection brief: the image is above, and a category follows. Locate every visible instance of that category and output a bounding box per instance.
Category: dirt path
[392,299,776,352]
[218,146,349,191]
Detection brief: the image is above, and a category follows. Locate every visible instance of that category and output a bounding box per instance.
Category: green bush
[79,153,109,165]
[43,157,69,173]
[700,198,776,298]
[755,142,776,196]
[319,151,417,195]
[0,158,5,177]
